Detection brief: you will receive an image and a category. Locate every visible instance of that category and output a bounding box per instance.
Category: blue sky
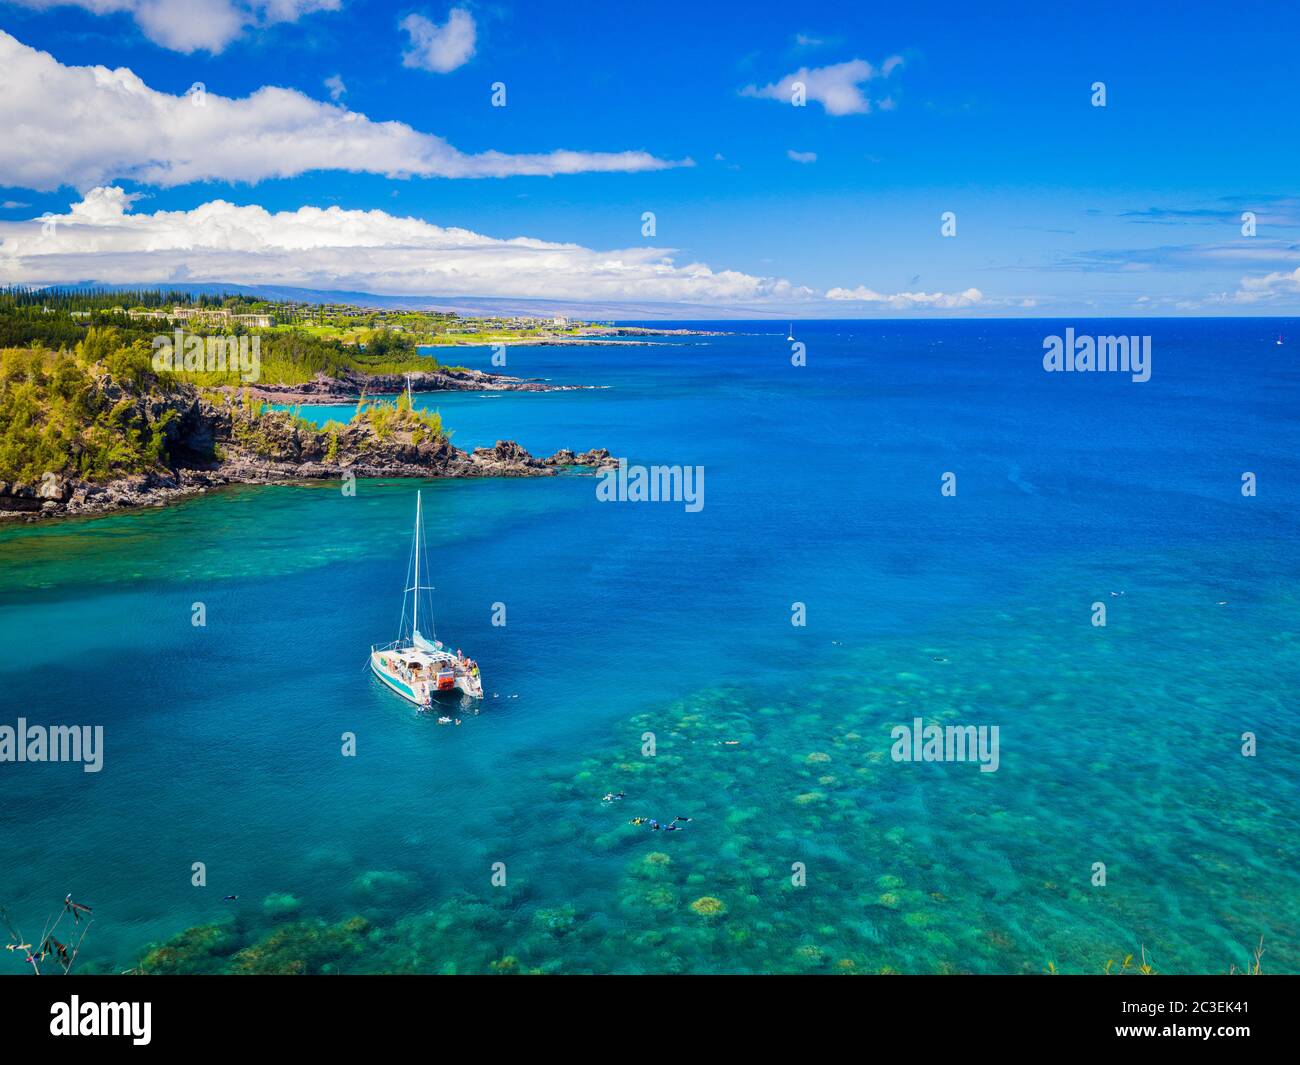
[1,0,1298,316]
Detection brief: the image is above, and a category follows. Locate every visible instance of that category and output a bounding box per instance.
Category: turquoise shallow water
[1,320,1298,974]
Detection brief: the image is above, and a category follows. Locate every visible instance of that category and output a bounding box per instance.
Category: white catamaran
[370,491,484,706]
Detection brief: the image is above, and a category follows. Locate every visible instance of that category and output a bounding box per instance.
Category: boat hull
[370,651,431,707]
[370,649,482,705]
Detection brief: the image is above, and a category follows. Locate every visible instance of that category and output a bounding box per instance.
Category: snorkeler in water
[629,814,691,831]
[602,792,625,802]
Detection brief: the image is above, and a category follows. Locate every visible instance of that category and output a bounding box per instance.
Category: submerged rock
[137,922,237,975]
[229,915,373,975]
[350,869,415,903]
[263,892,303,918]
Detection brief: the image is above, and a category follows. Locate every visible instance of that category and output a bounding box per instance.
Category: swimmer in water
[602,792,625,802]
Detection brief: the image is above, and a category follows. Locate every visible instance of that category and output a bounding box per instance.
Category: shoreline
[233,329,720,402]
[0,323,708,528]
[0,383,615,524]
[0,443,615,525]
[417,326,728,347]
[231,365,590,404]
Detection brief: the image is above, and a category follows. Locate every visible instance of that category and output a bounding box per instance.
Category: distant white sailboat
[370,491,483,706]
[786,322,795,341]
[1277,334,1284,347]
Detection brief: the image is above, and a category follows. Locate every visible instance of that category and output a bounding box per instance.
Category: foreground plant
[1,894,94,975]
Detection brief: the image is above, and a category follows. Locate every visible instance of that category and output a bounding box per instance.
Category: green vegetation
[266,297,588,346]
[0,286,588,387]
[0,329,179,484]
[220,389,446,460]
[0,286,248,349]
[0,328,452,487]
[354,390,446,442]
[0,286,551,488]
[0,288,454,388]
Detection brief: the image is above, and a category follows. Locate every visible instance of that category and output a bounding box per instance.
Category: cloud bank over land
[0,188,994,313]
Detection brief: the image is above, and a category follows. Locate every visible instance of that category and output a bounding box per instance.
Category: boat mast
[412,490,421,637]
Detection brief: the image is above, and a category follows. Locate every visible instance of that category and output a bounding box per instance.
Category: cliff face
[0,385,613,522]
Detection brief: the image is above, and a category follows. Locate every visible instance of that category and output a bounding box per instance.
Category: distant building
[131,306,275,328]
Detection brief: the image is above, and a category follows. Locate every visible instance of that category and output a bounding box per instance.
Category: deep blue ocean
[1,319,1297,974]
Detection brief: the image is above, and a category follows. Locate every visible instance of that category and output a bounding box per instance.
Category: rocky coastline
[0,387,613,523]
[233,365,586,404]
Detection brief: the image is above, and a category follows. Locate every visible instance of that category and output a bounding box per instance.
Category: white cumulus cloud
[825,285,984,309]
[401,8,476,74]
[741,57,904,116]
[8,0,340,54]
[0,31,689,190]
[1235,266,1300,303]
